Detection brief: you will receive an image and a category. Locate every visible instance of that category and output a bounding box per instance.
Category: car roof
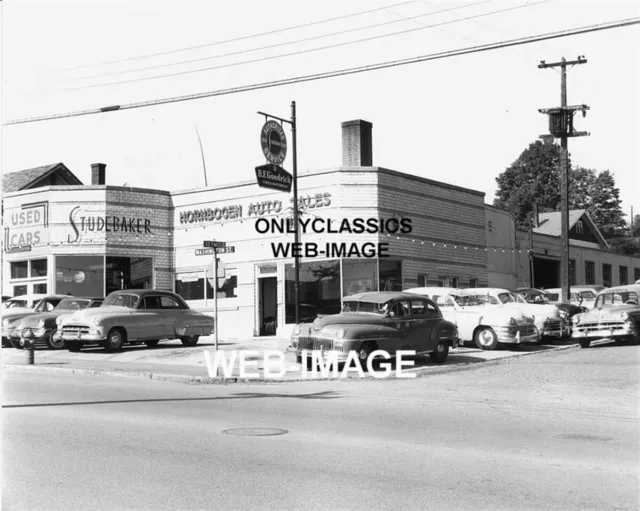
[8,294,69,302]
[545,287,595,292]
[343,291,435,303]
[598,284,640,294]
[404,287,458,294]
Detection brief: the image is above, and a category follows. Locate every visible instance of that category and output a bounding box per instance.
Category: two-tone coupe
[14,297,104,350]
[571,284,640,348]
[55,289,215,352]
[291,291,459,368]
[405,287,539,350]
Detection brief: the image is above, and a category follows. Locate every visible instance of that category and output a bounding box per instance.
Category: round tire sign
[260,121,287,165]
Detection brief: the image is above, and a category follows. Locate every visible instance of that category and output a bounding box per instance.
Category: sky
[1,0,639,224]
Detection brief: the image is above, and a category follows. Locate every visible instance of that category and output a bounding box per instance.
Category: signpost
[255,164,293,193]
[202,240,234,350]
[257,103,301,325]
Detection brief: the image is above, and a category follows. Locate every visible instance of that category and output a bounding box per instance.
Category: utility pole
[538,56,589,303]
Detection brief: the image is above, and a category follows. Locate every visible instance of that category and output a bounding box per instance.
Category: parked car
[405,287,539,350]
[2,294,69,348]
[290,291,459,367]
[571,284,640,348]
[513,287,583,336]
[545,286,599,310]
[461,288,564,340]
[13,297,104,350]
[55,289,216,352]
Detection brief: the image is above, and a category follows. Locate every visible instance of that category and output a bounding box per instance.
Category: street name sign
[203,240,227,249]
[255,164,293,193]
[196,246,235,256]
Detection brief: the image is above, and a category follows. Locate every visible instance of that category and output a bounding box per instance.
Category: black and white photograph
[1,0,639,509]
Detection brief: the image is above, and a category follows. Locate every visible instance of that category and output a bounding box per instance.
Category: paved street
[3,342,639,511]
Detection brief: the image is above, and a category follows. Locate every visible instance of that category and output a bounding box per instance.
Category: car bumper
[57,331,107,343]
[572,324,636,340]
[495,329,541,345]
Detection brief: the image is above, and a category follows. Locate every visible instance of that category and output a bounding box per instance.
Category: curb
[2,342,585,385]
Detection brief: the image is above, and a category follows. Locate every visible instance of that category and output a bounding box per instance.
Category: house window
[33,283,47,294]
[285,260,341,323]
[619,266,628,286]
[379,260,402,291]
[602,263,612,288]
[30,259,48,277]
[569,259,576,286]
[417,274,428,287]
[575,221,583,234]
[13,285,27,296]
[451,277,459,288]
[585,261,595,285]
[468,278,478,288]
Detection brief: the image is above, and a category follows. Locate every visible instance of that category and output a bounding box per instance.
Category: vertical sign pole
[560,57,571,304]
[213,249,219,350]
[291,101,300,325]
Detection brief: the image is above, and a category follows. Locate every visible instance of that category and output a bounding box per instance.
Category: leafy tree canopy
[493,140,627,238]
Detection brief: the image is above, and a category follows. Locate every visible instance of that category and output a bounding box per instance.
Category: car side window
[141,296,162,309]
[389,301,410,318]
[426,303,439,316]
[411,301,428,316]
[161,296,181,309]
[90,301,102,308]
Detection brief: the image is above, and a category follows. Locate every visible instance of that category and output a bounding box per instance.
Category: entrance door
[259,277,277,336]
[533,257,560,289]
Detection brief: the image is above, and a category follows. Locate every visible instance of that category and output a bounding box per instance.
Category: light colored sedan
[55,289,215,352]
[545,286,599,311]
[405,287,539,350]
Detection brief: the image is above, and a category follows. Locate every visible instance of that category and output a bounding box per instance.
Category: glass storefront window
[56,256,105,297]
[175,274,205,300]
[379,260,402,291]
[13,285,27,297]
[342,260,377,296]
[285,260,341,323]
[206,269,237,299]
[10,261,28,279]
[31,259,47,277]
[106,257,153,295]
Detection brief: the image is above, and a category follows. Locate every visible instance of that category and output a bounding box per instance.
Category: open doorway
[259,277,277,336]
[533,257,560,289]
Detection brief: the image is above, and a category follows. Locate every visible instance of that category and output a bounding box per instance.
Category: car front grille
[576,320,626,332]
[544,319,563,332]
[516,324,537,337]
[61,325,91,336]
[297,335,335,351]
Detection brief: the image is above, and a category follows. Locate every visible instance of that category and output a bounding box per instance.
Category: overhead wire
[4,17,639,126]
[63,0,547,90]
[70,0,495,81]
[60,0,427,71]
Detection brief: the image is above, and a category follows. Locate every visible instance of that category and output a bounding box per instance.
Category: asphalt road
[3,342,639,511]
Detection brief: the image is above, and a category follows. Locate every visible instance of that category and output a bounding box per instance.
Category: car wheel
[429,341,449,364]
[145,340,160,347]
[579,339,591,349]
[474,327,499,350]
[180,335,199,347]
[10,338,23,350]
[65,341,82,352]
[105,328,125,352]
[357,342,378,371]
[47,330,64,350]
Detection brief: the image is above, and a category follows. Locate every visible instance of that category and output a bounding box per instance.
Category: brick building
[2,119,489,339]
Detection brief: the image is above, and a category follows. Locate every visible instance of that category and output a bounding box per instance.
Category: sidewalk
[1,335,586,384]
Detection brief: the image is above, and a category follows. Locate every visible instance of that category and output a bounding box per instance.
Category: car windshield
[342,301,388,314]
[103,293,140,309]
[5,300,29,309]
[595,291,639,307]
[54,298,91,311]
[34,299,62,312]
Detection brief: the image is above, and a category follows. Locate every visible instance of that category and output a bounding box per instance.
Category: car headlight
[621,311,629,321]
[292,325,301,336]
[56,316,63,326]
[38,319,45,328]
[509,317,516,325]
[2,318,9,328]
[572,315,581,325]
[90,317,101,327]
[335,328,346,339]
[559,310,568,319]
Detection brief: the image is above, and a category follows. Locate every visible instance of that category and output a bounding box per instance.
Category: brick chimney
[91,163,106,185]
[342,120,372,167]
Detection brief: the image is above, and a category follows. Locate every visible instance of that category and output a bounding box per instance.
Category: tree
[494,140,626,236]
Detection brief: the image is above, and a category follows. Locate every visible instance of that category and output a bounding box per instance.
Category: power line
[64,1,544,91]
[61,0,426,71]
[70,0,494,82]
[4,17,638,127]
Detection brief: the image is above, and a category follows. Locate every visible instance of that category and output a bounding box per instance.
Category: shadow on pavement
[2,390,342,409]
